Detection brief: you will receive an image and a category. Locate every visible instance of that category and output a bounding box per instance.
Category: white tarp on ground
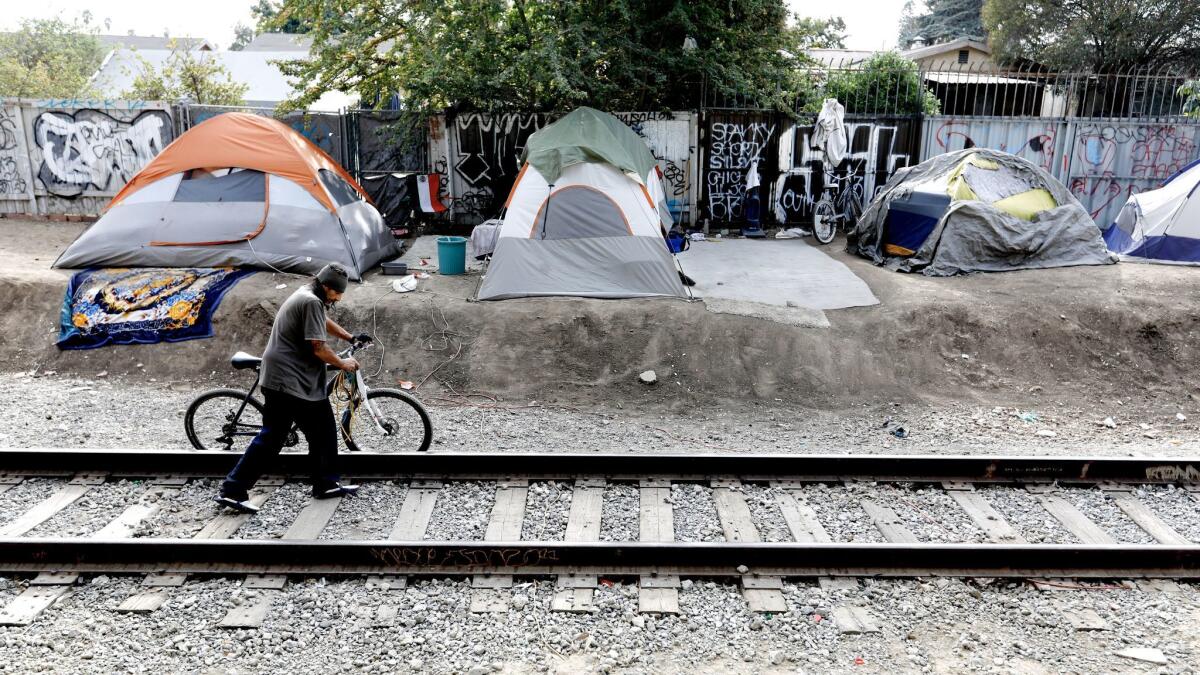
[681,239,879,311]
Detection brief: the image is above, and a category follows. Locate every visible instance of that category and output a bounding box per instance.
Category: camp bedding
[57,267,254,350]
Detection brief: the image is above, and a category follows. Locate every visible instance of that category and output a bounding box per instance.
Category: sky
[0,0,908,52]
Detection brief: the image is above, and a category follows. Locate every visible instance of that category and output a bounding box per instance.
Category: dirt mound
[3,257,1199,409]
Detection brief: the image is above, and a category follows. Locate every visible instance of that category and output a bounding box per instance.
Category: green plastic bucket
[436,236,468,275]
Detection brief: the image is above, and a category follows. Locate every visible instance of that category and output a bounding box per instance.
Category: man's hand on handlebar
[340,357,361,373]
[353,332,375,346]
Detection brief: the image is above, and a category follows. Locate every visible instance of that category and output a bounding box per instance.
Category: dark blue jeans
[222,388,340,497]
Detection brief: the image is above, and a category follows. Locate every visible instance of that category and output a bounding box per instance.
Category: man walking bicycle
[216,263,371,513]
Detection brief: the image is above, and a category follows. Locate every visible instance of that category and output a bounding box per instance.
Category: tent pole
[540,184,555,239]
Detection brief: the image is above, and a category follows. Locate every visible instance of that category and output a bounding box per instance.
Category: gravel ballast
[24,479,149,538]
[599,484,639,541]
[423,481,495,540]
[320,481,408,539]
[670,483,724,542]
[981,487,1080,544]
[799,482,884,543]
[521,481,572,541]
[739,483,794,542]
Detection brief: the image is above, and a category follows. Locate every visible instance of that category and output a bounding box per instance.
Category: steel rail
[1,449,1198,484]
[0,539,1197,578]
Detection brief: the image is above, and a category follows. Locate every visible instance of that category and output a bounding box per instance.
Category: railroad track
[0,449,1197,626]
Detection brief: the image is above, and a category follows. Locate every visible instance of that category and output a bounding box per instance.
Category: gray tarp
[848,148,1116,275]
[477,237,688,300]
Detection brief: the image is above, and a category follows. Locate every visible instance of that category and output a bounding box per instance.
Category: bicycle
[184,341,432,453]
[811,171,865,245]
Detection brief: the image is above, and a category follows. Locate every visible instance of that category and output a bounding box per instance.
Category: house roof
[901,38,991,62]
[97,34,214,51]
[807,49,876,67]
[90,48,353,110]
[242,33,313,52]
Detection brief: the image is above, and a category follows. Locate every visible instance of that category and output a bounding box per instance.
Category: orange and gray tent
[476,107,687,300]
[54,112,397,280]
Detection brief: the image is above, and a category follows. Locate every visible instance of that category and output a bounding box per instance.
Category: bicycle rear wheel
[185,389,266,451]
[340,389,433,453]
[812,201,837,244]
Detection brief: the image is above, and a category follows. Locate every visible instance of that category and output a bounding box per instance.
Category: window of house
[958,50,969,64]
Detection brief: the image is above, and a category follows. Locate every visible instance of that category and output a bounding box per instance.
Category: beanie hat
[315,263,349,293]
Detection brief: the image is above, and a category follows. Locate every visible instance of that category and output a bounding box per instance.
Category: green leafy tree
[270,0,844,113]
[1182,80,1200,118]
[253,0,313,34]
[0,13,106,98]
[794,16,848,49]
[984,0,1200,72]
[230,23,256,51]
[122,43,249,105]
[899,0,984,48]
[819,51,941,114]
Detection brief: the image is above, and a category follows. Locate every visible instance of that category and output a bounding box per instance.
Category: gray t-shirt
[259,285,328,401]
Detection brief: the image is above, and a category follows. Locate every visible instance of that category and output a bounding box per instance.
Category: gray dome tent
[848,148,1115,276]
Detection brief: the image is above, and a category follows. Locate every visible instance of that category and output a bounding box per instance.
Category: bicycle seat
[230,351,262,370]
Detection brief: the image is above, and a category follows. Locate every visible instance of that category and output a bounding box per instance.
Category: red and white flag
[416,174,448,213]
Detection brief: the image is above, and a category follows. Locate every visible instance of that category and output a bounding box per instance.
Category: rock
[1115,647,1167,665]
[736,565,749,574]
[630,616,645,628]
[468,667,490,675]
[1176,413,1187,421]
[1100,417,1117,428]
[768,650,785,665]
[749,617,764,630]
[408,660,423,669]
[511,594,529,610]
[1035,429,1056,437]
[472,645,486,656]
[638,370,657,385]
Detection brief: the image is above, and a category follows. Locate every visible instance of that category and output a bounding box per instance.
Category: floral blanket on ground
[57,267,254,350]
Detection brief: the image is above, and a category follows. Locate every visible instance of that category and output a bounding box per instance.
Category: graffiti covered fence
[0,99,174,216]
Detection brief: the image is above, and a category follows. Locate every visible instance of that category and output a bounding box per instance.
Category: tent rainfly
[54,112,398,280]
[476,107,687,300]
[848,148,1116,275]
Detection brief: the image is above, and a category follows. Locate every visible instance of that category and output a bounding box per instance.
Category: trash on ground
[1114,647,1167,665]
[1035,429,1056,437]
[1016,411,1039,423]
[1099,417,1117,428]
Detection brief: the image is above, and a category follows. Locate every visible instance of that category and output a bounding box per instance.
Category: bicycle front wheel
[185,388,265,452]
[812,201,837,244]
[340,389,433,453]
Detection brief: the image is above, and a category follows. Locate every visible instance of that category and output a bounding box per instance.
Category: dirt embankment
[2,218,1199,409]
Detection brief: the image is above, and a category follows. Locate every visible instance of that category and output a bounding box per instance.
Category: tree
[230,23,256,51]
[898,0,985,49]
[1182,80,1200,118]
[984,0,1200,72]
[0,13,106,98]
[794,16,848,49]
[270,0,846,113]
[819,51,941,114]
[252,0,313,34]
[122,44,249,105]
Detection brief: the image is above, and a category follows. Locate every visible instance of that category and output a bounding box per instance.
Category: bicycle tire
[812,201,837,245]
[340,388,433,453]
[185,388,266,452]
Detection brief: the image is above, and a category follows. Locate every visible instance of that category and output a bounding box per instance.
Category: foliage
[253,0,313,34]
[816,52,940,115]
[230,24,256,51]
[1182,80,1200,118]
[984,0,1200,72]
[794,16,848,50]
[0,13,106,98]
[898,0,985,49]
[122,43,249,105]
[270,0,846,113]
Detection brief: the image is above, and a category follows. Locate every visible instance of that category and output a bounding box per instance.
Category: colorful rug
[57,267,254,350]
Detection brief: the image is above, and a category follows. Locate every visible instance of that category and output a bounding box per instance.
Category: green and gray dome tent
[475,107,686,300]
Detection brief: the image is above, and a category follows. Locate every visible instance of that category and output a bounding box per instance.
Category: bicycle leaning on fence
[184,341,432,453]
[811,171,865,245]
